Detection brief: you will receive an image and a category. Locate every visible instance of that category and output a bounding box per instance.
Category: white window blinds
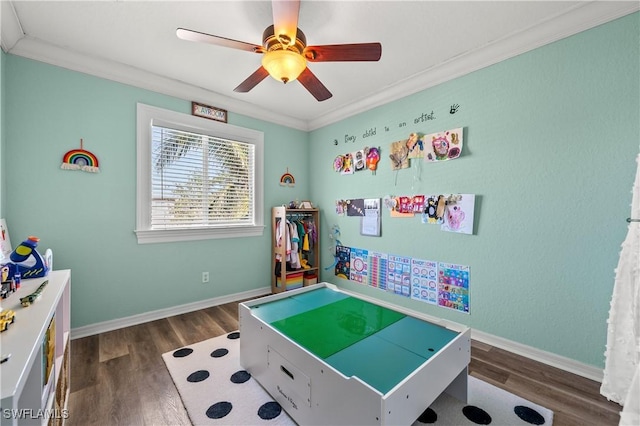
[151,125,255,229]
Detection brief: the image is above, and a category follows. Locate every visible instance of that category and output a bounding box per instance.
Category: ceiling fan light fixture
[262,50,307,84]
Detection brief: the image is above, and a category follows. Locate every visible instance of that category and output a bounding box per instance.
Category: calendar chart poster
[368,251,388,291]
[410,259,438,305]
[387,254,411,297]
[335,245,351,279]
[438,262,470,313]
[349,248,369,285]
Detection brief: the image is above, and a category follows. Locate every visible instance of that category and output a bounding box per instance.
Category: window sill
[135,225,264,244]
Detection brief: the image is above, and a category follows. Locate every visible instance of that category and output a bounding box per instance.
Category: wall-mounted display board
[335,245,469,314]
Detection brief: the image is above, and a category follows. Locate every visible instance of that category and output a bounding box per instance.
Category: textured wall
[4,56,310,328]
[309,13,640,368]
[4,13,638,369]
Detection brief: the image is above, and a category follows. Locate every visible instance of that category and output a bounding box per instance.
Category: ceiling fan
[176,0,382,101]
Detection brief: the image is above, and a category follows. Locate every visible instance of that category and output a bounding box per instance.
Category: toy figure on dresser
[0,309,16,332]
[5,236,50,280]
[0,265,16,299]
[20,280,48,307]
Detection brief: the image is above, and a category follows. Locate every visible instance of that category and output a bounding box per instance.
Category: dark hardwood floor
[68,299,621,425]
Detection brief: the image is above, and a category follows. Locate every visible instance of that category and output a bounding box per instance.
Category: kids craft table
[239,283,470,425]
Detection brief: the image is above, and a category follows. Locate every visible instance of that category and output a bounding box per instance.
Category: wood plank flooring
[68,300,621,425]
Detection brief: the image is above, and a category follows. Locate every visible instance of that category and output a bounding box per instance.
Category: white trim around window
[135,103,264,244]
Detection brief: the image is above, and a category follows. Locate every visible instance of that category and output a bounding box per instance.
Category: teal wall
[4,56,309,328]
[310,13,640,368]
[3,13,638,368]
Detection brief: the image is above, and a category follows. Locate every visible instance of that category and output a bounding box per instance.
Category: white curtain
[601,154,640,426]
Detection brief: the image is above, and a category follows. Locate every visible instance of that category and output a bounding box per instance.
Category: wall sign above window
[192,102,227,123]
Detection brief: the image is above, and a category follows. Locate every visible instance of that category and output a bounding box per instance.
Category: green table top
[270,296,405,358]
[251,287,460,394]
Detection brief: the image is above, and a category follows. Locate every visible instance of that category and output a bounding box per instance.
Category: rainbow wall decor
[279,168,295,187]
[61,139,100,173]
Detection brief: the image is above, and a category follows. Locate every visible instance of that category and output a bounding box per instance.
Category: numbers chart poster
[368,251,388,291]
[335,245,470,314]
[438,262,470,313]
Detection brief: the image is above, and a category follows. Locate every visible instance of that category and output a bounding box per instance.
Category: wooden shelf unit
[272,207,320,294]
[0,270,71,426]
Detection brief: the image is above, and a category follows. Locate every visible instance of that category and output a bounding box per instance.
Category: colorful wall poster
[353,149,367,172]
[389,140,409,170]
[406,133,424,159]
[335,199,348,216]
[349,247,368,284]
[441,194,475,235]
[438,262,470,313]
[346,198,365,217]
[387,254,411,297]
[335,245,351,279]
[341,153,355,175]
[0,219,12,261]
[368,251,388,291]
[423,127,463,162]
[410,258,438,305]
[333,244,470,314]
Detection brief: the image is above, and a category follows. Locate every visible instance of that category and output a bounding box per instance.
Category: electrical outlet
[202,272,210,283]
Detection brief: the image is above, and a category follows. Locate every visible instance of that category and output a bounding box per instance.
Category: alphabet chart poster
[387,254,411,297]
[349,247,368,284]
[410,258,438,305]
[438,262,470,313]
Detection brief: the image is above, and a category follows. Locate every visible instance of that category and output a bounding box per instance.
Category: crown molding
[307,1,640,130]
[4,1,638,131]
[0,1,23,53]
[7,36,310,131]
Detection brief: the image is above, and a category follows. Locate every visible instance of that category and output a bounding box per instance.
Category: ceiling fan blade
[297,67,332,102]
[234,66,270,93]
[272,0,300,47]
[176,28,263,53]
[304,43,382,62]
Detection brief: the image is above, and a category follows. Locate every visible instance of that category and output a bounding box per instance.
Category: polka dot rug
[162,331,553,425]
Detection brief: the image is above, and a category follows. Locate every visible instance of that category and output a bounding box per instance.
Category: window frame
[135,103,264,244]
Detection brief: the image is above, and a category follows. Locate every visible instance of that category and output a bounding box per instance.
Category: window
[136,103,264,244]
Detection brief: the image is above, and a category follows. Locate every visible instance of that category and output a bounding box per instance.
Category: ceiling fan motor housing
[263,24,307,54]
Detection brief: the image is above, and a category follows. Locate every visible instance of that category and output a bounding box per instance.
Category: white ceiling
[1,1,638,131]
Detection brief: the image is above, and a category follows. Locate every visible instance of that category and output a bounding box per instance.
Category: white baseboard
[471,329,603,383]
[70,286,271,340]
[71,284,604,383]
[339,285,604,383]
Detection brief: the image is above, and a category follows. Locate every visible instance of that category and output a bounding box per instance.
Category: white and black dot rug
[162,332,553,425]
